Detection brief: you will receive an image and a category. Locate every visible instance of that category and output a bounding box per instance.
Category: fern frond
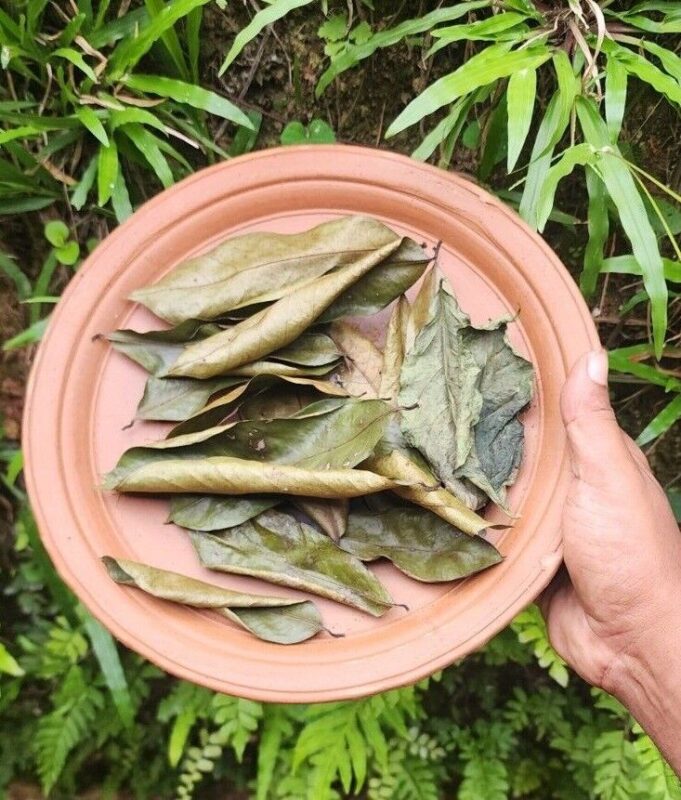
[369,747,442,800]
[593,729,636,800]
[512,605,569,687]
[256,705,295,800]
[632,727,681,800]
[458,755,509,800]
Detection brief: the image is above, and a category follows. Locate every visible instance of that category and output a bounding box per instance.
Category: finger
[560,349,634,489]
[538,565,570,621]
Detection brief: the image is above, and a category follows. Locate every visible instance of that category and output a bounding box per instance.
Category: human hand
[541,349,681,738]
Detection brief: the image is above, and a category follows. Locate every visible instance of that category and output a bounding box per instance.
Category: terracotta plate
[23,145,598,702]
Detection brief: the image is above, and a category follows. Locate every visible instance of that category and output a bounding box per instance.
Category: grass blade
[228,109,263,157]
[577,97,667,358]
[78,606,135,728]
[108,0,210,80]
[71,153,98,210]
[111,169,133,223]
[506,65,537,171]
[601,254,681,283]
[123,74,252,128]
[412,98,468,162]
[187,6,202,83]
[428,11,529,57]
[75,107,109,146]
[316,1,491,96]
[0,250,31,300]
[639,39,681,83]
[536,143,595,231]
[637,393,681,445]
[387,43,550,137]
[582,166,610,296]
[97,138,119,206]
[605,56,627,140]
[53,47,97,82]
[144,0,189,80]
[219,0,316,75]
[120,123,174,187]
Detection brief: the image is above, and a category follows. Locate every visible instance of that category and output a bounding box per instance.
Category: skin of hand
[541,349,681,773]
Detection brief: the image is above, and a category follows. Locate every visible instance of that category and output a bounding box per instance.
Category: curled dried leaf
[103,556,324,644]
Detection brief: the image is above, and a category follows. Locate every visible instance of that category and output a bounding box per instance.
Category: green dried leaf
[137,375,246,422]
[169,494,278,531]
[379,295,410,401]
[105,456,398,498]
[166,238,405,378]
[169,374,347,436]
[294,497,349,541]
[130,216,402,324]
[341,504,501,581]
[191,510,393,616]
[103,556,323,644]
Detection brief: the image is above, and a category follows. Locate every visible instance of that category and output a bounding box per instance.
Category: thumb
[560,349,632,488]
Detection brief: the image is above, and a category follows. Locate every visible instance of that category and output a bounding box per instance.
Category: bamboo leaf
[605,57,627,141]
[191,510,393,616]
[97,138,118,206]
[536,143,596,232]
[582,167,610,296]
[122,74,252,128]
[341,503,501,581]
[601,254,681,283]
[603,39,681,107]
[577,97,667,358]
[386,43,550,137]
[506,66,536,171]
[103,556,324,644]
[219,0,316,75]
[636,393,681,445]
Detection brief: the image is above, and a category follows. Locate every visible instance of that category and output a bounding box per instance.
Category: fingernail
[587,349,608,386]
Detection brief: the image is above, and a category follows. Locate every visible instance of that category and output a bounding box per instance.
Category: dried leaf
[130,216,402,323]
[169,494,278,531]
[138,375,245,422]
[106,399,394,485]
[104,456,399,498]
[453,324,534,506]
[398,280,482,489]
[294,497,349,541]
[168,374,347,437]
[165,239,404,378]
[329,321,382,397]
[379,295,410,401]
[340,505,502,582]
[191,510,393,616]
[365,448,487,536]
[102,556,323,644]
[405,266,439,351]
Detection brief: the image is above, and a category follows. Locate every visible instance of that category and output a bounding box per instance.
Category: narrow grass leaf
[97,138,119,206]
[636,393,681,445]
[536,143,596,231]
[75,107,109,146]
[601,254,681,283]
[605,57,627,141]
[582,166,609,296]
[53,47,97,82]
[123,74,252,128]
[120,123,174,187]
[506,66,536,171]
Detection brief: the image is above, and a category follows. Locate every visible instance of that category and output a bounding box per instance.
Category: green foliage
[280,118,336,145]
[512,604,570,687]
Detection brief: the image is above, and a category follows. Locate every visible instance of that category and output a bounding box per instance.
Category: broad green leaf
[294,497,349,541]
[53,47,97,81]
[44,220,69,247]
[120,123,174,188]
[601,254,681,283]
[169,494,278,531]
[341,503,501,581]
[106,398,394,483]
[131,216,409,323]
[169,374,347,436]
[75,107,109,145]
[519,50,578,226]
[636,393,681,445]
[577,97,667,358]
[329,321,383,397]
[506,66,536,171]
[122,74,252,128]
[316,2,492,96]
[219,0,316,75]
[536,143,596,231]
[605,57,627,141]
[386,43,550,137]
[166,239,404,378]
[103,556,323,644]
[582,166,610,296]
[97,138,118,206]
[108,0,210,80]
[191,509,393,616]
[379,296,410,402]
